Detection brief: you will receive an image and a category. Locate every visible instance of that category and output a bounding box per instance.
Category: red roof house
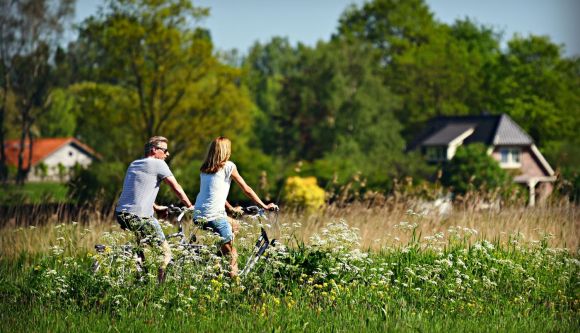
[4,138,100,182]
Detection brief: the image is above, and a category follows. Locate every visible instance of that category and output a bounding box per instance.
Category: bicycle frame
[239,206,279,277]
[166,205,280,278]
[92,205,279,280]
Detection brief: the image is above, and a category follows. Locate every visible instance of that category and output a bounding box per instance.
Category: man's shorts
[115,211,166,244]
[198,217,234,244]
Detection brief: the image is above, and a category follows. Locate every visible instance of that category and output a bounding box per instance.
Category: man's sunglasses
[154,146,168,153]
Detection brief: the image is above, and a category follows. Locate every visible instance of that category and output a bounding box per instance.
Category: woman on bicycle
[194,136,278,277]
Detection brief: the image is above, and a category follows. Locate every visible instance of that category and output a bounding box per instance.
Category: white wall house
[5,138,100,182]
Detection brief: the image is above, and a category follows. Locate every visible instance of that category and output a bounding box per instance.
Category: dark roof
[422,123,475,146]
[492,114,534,145]
[408,114,534,150]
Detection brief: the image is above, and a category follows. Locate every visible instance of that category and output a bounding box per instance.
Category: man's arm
[163,176,193,208]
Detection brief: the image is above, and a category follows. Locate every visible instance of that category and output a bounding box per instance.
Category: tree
[336,0,436,63]
[493,35,580,150]
[244,36,407,189]
[70,0,254,164]
[0,0,74,183]
[37,88,77,137]
[442,144,511,196]
[242,37,302,156]
[336,2,505,140]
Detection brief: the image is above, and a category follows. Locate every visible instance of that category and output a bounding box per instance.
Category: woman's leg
[206,217,237,277]
[221,241,238,277]
[227,216,240,236]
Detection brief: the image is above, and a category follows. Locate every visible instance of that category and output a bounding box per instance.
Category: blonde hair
[200,136,231,174]
[144,136,168,156]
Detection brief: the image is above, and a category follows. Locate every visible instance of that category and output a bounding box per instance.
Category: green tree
[244,37,408,190]
[337,1,504,140]
[442,144,511,195]
[0,0,75,183]
[243,37,302,157]
[336,0,436,62]
[493,35,580,153]
[37,88,77,137]
[70,0,254,165]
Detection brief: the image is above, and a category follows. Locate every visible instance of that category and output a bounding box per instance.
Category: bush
[282,176,325,212]
[67,162,126,207]
[442,144,513,197]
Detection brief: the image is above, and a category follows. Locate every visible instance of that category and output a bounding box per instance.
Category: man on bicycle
[115,136,193,283]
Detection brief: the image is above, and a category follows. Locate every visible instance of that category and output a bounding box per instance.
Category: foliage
[282,176,325,212]
[0,182,68,204]
[442,144,512,196]
[67,161,126,207]
[243,37,407,193]
[337,2,504,141]
[68,0,254,166]
[0,0,75,183]
[37,88,77,137]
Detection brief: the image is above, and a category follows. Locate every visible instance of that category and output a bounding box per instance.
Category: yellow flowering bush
[283,176,326,212]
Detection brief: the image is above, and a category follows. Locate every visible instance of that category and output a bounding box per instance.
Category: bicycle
[239,206,280,277]
[164,204,282,279]
[91,205,280,281]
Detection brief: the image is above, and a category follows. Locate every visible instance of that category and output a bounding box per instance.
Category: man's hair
[144,136,168,156]
[200,136,231,174]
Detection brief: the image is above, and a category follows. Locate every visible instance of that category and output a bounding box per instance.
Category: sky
[74,0,580,57]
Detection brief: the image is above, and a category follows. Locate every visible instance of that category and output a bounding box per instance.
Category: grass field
[0,204,578,332]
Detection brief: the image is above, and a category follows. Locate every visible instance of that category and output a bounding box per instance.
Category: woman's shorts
[201,217,234,244]
[115,211,166,244]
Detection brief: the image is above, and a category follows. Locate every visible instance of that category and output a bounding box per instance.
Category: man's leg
[147,218,170,283]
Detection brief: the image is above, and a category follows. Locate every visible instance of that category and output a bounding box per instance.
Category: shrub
[282,176,325,212]
[442,144,512,196]
[67,162,126,207]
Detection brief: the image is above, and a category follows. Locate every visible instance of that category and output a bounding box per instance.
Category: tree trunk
[0,75,8,184]
[16,107,32,185]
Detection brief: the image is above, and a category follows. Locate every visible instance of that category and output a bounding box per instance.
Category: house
[408,114,556,206]
[4,137,100,182]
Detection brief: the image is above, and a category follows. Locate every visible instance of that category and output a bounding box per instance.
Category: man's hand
[154,205,169,219]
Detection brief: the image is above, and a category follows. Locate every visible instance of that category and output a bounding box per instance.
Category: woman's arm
[230,166,276,210]
[225,200,243,217]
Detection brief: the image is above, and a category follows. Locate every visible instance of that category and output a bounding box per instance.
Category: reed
[1,200,577,258]
[298,201,579,251]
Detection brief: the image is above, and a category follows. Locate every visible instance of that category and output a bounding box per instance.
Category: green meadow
[1,206,578,332]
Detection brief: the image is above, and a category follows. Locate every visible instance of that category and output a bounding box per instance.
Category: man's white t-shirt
[194,161,236,222]
[115,157,173,217]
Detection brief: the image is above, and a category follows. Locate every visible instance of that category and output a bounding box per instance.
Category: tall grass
[1,202,578,259]
[0,210,578,332]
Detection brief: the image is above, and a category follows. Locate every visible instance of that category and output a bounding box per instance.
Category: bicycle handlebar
[166,204,278,222]
[245,205,279,214]
[167,205,195,223]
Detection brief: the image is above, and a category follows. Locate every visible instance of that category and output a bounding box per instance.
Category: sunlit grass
[1,206,578,332]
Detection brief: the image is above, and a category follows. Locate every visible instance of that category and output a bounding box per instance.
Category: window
[425,146,447,162]
[499,147,521,167]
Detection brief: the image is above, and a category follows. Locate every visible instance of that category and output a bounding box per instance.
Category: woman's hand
[264,203,279,211]
[230,206,244,218]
